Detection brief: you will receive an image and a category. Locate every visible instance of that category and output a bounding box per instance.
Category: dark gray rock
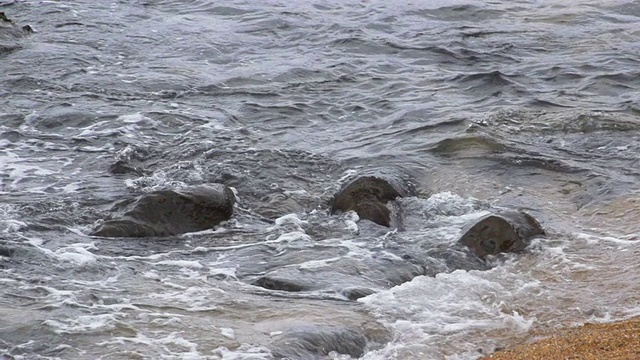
[271,325,368,359]
[458,210,545,257]
[339,286,377,301]
[249,246,486,299]
[331,175,416,227]
[0,12,32,55]
[91,184,235,237]
[109,160,150,176]
[252,276,311,292]
[109,145,155,176]
[249,210,543,299]
[0,246,14,258]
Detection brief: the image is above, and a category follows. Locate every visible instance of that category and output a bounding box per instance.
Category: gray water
[2,0,640,359]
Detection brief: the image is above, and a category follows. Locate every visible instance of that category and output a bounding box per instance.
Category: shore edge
[482,317,640,360]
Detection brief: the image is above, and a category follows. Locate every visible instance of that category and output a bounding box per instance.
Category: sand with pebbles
[483,318,640,360]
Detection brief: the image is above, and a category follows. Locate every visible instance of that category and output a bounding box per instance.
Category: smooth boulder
[91,184,235,237]
[331,175,415,227]
[458,210,545,257]
[271,325,370,359]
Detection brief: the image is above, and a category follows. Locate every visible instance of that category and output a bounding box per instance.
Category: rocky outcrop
[249,173,545,299]
[331,174,416,227]
[90,184,235,237]
[457,210,545,258]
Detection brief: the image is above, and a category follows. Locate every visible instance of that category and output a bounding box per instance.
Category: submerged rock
[252,276,311,292]
[270,325,371,359]
[458,210,545,257]
[249,244,488,300]
[109,145,155,176]
[109,160,150,176]
[331,174,416,227]
[0,12,33,55]
[339,286,378,301]
[0,12,12,24]
[91,184,235,237]
[0,246,14,258]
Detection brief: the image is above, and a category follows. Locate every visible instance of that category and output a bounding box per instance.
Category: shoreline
[482,317,640,359]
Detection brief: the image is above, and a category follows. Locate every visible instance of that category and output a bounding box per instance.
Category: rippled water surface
[2,0,640,359]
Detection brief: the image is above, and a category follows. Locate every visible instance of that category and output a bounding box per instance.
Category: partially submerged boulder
[331,175,415,227]
[270,325,371,359]
[91,184,235,237]
[0,12,33,55]
[458,210,545,257]
[249,244,489,300]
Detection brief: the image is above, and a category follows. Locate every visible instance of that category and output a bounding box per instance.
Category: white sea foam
[60,181,83,193]
[142,270,161,280]
[265,214,313,250]
[394,193,492,247]
[124,170,181,191]
[274,213,307,227]
[155,260,204,269]
[268,231,312,248]
[220,327,235,339]
[297,257,342,270]
[423,191,488,217]
[337,169,359,185]
[360,268,536,360]
[343,210,360,233]
[0,219,27,233]
[136,311,185,324]
[157,332,200,351]
[575,232,640,245]
[23,237,100,266]
[54,243,99,265]
[208,266,238,279]
[0,149,57,191]
[211,344,273,360]
[120,113,155,125]
[267,213,310,245]
[148,286,222,312]
[75,120,123,138]
[181,226,230,237]
[44,314,119,334]
[98,332,207,359]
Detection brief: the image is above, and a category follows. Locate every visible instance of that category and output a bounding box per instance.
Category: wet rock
[109,145,155,176]
[458,210,545,257]
[271,325,368,359]
[0,12,12,23]
[250,252,432,298]
[0,246,14,258]
[251,265,361,296]
[331,174,416,227]
[340,286,377,300]
[0,12,33,55]
[201,148,337,219]
[90,184,235,237]
[372,254,429,286]
[109,160,149,176]
[252,276,311,292]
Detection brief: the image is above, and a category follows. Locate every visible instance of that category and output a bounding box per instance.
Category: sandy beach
[483,318,640,360]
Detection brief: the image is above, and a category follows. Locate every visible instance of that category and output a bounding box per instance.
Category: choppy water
[2,0,640,359]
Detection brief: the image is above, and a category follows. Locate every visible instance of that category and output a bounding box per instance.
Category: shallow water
[1,0,640,359]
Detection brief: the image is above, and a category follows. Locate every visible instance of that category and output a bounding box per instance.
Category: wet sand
[483,317,640,360]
